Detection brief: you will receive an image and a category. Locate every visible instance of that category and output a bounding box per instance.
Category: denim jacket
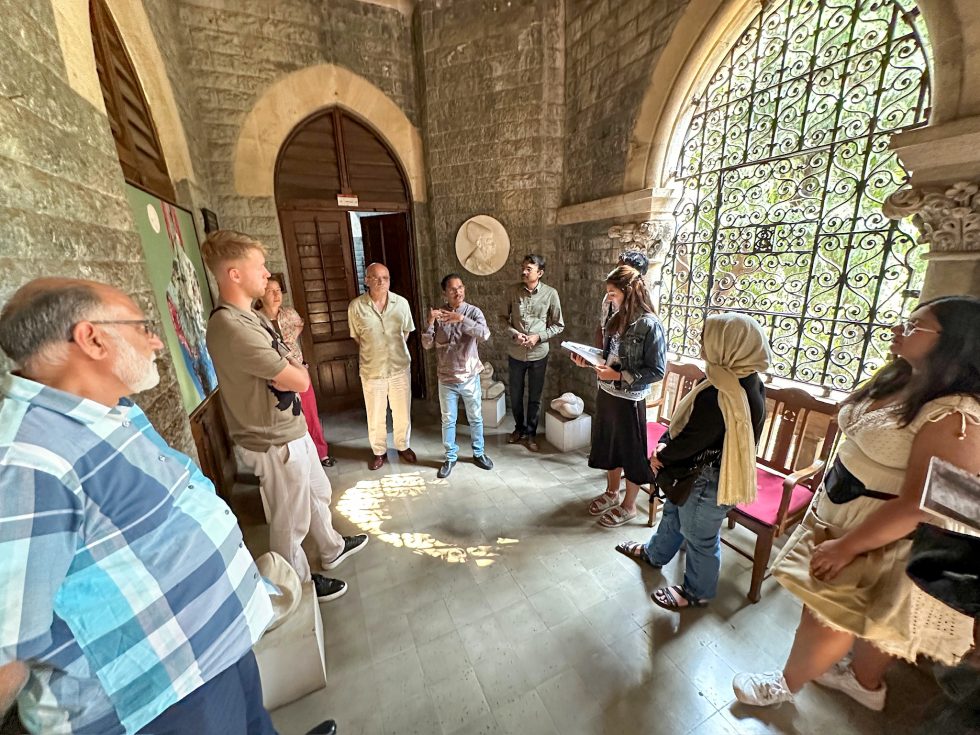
[604,313,667,392]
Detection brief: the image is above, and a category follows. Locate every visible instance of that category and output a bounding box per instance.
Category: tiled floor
[232,405,946,735]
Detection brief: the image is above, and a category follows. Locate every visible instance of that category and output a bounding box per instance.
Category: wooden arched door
[275,108,424,411]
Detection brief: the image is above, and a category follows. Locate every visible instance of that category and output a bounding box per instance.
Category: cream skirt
[772,489,975,665]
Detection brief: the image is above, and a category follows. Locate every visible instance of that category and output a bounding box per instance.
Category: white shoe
[814,661,886,711]
[733,671,795,706]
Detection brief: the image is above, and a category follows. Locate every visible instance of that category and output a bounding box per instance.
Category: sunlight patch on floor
[335,471,514,566]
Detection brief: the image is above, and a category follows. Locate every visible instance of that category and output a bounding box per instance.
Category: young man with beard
[203,230,366,602]
[504,254,565,451]
[0,278,336,734]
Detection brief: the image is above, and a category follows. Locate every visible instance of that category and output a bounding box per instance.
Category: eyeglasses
[898,320,940,337]
[69,319,158,341]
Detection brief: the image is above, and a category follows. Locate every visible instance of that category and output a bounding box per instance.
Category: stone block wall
[563,0,688,205]
[416,0,565,405]
[0,0,194,453]
[553,0,689,410]
[143,0,219,217]
[177,0,420,281]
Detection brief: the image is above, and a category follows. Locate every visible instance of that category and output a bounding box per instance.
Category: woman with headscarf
[615,312,771,609]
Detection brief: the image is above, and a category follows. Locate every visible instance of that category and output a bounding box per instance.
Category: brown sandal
[651,585,708,610]
[614,540,662,568]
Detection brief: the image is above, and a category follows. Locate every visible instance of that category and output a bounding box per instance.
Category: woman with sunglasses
[734,296,980,711]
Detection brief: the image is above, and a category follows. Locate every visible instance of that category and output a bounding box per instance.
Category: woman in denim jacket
[573,264,667,527]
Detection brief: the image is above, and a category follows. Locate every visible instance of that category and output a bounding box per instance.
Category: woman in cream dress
[733,296,980,711]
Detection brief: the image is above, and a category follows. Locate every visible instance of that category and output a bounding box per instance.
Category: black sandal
[320,456,337,467]
[651,585,708,610]
[614,540,662,569]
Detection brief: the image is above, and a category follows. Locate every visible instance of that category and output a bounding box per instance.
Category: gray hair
[0,282,106,368]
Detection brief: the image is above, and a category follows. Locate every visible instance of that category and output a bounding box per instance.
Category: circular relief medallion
[455,215,510,276]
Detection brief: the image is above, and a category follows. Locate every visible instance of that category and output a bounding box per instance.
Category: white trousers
[362,368,412,455]
[237,433,345,582]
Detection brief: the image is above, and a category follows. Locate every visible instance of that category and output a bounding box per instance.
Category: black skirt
[588,388,657,485]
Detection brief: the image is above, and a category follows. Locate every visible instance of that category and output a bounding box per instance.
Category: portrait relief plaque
[455,215,510,276]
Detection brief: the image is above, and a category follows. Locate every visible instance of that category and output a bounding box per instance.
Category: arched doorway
[275,107,424,411]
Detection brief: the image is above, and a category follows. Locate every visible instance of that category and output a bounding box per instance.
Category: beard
[111,335,160,393]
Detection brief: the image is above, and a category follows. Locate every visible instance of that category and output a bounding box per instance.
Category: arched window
[659,0,930,392]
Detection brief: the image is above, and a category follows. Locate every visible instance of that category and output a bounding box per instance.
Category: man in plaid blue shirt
[0,278,284,734]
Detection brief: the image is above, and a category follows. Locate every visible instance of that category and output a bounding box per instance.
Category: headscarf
[667,313,772,505]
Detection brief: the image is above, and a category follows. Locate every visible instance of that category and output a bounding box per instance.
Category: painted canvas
[125,185,218,413]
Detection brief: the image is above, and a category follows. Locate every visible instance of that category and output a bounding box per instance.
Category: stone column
[883,181,980,299]
[606,218,674,302]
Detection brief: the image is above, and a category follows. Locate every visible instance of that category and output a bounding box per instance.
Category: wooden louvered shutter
[89,0,175,202]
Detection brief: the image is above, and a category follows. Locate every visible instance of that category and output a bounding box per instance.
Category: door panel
[279,209,362,411]
[360,213,425,398]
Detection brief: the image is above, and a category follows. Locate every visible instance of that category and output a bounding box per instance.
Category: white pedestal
[482,393,506,428]
[545,409,592,452]
[253,582,327,710]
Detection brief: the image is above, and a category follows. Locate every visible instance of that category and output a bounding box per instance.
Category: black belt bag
[824,458,895,504]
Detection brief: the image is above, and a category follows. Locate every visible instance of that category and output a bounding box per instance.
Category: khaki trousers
[361,368,412,456]
[237,433,344,582]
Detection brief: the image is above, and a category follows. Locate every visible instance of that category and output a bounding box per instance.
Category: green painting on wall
[125,185,218,413]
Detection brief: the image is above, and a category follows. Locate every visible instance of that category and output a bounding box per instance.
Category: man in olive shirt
[203,230,366,602]
[505,254,565,451]
[348,262,417,471]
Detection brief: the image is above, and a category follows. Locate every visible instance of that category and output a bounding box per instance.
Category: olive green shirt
[505,281,565,362]
[206,301,307,452]
[348,291,416,380]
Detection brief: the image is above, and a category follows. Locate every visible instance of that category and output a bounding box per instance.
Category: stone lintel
[556,187,681,226]
[890,115,980,186]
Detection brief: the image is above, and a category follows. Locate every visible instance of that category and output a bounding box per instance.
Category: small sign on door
[337,194,359,207]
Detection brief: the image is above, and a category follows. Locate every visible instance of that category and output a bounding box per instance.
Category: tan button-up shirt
[348,291,416,380]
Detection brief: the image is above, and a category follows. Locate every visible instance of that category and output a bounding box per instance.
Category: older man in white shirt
[348,262,417,471]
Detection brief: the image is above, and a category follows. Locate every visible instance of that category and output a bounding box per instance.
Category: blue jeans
[644,465,732,601]
[438,374,485,462]
[137,651,276,734]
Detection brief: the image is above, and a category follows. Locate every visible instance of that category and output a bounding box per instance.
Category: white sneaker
[733,671,795,706]
[814,661,886,711]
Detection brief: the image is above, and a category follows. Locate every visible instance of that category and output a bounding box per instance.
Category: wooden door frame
[274,107,427,403]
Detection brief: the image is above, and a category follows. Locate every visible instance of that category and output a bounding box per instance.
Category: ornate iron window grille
[659,0,931,393]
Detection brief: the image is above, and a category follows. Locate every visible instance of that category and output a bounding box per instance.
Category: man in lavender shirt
[422,273,493,478]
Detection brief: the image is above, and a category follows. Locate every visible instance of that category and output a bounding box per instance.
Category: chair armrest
[771,459,825,534]
[782,459,826,491]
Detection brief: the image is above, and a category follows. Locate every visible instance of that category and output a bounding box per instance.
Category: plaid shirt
[0,373,273,734]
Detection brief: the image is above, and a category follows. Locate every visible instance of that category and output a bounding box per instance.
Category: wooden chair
[722,385,840,602]
[645,361,705,526]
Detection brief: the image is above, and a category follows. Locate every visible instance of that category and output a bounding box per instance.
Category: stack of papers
[561,341,605,367]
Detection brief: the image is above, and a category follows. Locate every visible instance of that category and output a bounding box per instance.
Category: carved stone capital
[607,219,674,260]
[883,181,980,254]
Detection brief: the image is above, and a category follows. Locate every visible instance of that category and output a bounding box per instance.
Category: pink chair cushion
[735,467,814,526]
[647,421,669,448]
